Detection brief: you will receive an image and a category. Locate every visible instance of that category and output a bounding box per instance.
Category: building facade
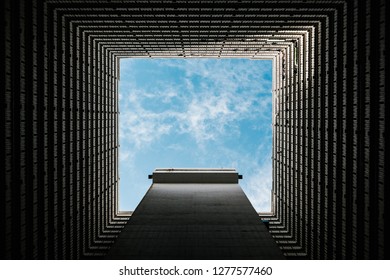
[1,0,388,259]
[106,168,284,259]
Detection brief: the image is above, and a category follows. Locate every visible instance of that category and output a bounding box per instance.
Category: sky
[118,58,273,212]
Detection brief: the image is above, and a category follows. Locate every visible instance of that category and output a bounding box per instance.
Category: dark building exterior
[106,168,284,259]
[1,0,388,259]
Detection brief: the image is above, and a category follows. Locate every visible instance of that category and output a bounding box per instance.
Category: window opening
[118,58,273,213]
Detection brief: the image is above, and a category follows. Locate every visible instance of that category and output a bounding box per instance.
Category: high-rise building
[1,0,388,259]
[106,168,284,260]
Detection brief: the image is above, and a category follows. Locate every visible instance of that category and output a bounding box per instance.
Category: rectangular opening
[118,58,273,213]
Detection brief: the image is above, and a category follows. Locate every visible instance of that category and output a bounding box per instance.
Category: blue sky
[119,58,273,212]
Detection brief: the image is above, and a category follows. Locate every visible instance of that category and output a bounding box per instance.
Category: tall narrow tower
[106,168,284,259]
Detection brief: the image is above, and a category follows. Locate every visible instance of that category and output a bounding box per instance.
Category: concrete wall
[107,181,284,259]
[1,0,388,259]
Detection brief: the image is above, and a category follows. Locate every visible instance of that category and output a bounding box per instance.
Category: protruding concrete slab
[151,168,241,183]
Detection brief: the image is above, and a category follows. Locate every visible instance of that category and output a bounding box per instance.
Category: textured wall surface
[1,0,388,259]
[107,182,284,259]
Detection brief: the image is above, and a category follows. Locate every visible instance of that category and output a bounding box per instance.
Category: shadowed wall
[1,0,388,259]
[107,169,284,259]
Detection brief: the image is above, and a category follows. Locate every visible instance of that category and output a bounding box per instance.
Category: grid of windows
[1,0,388,259]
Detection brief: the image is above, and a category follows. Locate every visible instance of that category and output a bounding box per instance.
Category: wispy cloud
[119,59,272,148]
[243,159,273,212]
[118,58,273,211]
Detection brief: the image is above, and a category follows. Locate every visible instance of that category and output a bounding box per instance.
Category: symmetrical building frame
[1,0,388,259]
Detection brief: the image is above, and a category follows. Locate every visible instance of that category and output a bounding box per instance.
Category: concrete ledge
[151,168,240,183]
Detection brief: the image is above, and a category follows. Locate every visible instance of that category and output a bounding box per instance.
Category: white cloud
[119,149,131,162]
[118,59,274,211]
[119,59,272,149]
[243,161,273,212]
[175,93,238,144]
[120,107,173,148]
[159,59,272,94]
